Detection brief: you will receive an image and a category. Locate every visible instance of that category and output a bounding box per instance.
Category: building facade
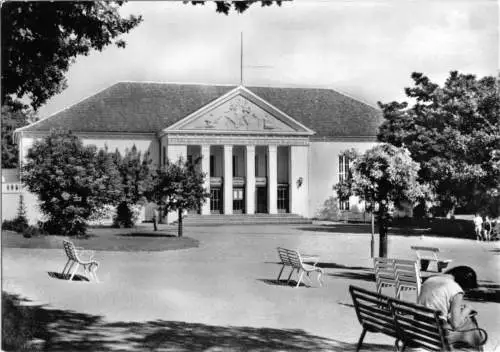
[12,83,382,224]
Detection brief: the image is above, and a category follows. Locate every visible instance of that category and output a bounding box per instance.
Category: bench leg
[356,327,367,352]
[287,268,295,284]
[69,263,80,281]
[296,270,304,288]
[277,265,285,281]
[61,259,72,275]
[63,261,76,278]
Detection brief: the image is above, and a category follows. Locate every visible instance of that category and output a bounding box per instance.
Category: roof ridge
[115,80,238,87]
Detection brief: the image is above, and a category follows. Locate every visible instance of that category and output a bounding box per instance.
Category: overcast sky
[38,0,499,117]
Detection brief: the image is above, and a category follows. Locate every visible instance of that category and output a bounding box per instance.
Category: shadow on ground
[258,278,315,288]
[2,292,394,352]
[47,272,90,282]
[297,224,371,234]
[465,281,500,304]
[116,233,177,238]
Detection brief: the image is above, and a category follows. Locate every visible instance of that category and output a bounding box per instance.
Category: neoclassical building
[13,82,382,223]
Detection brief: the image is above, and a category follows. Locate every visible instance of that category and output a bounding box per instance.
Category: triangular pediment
[165,87,314,135]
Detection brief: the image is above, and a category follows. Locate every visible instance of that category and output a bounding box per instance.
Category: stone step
[176,214,312,226]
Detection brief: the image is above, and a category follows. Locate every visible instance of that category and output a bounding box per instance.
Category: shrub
[2,217,28,233]
[113,202,134,228]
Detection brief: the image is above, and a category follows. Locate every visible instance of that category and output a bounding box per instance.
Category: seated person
[418,266,485,348]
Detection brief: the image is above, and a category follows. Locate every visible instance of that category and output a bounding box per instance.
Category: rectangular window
[339,200,350,211]
[233,189,244,200]
[163,146,166,166]
[338,155,350,183]
[210,155,215,177]
[255,155,259,176]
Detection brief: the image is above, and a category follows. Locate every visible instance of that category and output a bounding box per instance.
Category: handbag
[446,315,488,351]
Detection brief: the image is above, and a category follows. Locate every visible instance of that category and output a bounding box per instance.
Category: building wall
[308,140,379,219]
[290,145,309,216]
[16,134,159,225]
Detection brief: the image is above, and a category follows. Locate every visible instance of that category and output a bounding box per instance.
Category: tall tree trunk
[378,204,389,258]
[178,208,183,237]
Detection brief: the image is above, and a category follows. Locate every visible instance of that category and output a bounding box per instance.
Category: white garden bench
[276,247,323,288]
[62,240,100,282]
[411,246,452,272]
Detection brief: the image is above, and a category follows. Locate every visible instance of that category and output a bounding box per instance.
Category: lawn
[1,223,199,252]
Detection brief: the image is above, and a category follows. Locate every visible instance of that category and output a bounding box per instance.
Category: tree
[1,1,142,111]
[22,130,121,236]
[188,1,282,15]
[1,106,41,168]
[113,145,154,228]
[378,71,500,217]
[335,144,427,257]
[148,157,209,237]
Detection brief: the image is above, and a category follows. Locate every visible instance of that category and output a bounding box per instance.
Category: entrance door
[210,188,222,214]
[277,185,290,213]
[256,187,268,213]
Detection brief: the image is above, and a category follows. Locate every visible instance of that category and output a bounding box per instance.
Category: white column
[201,145,211,215]
[245,145,256,214]
[268,145,278,214]
[223,145,233,215]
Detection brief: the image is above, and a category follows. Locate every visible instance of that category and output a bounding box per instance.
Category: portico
[163,135,310,217]
[159,85,314,219]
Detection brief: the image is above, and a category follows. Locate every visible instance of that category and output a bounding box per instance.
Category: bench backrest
[277,247,302,269]
[63,240,83,263]
[391,297,450,351]
[349,285,398,339]
[411,246,441,262]
[350,285,450,351]
[394,259,421,298]
[373,258,397,294]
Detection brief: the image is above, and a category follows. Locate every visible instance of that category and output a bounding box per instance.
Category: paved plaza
[3,223,500,351]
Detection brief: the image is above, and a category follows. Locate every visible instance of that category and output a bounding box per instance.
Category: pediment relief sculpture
[185,96,295,132]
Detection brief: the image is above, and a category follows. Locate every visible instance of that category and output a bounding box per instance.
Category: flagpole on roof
[240,32,243,85]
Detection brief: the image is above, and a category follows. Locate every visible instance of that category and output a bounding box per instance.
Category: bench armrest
[301,254,319,266]
[77,249,95,260]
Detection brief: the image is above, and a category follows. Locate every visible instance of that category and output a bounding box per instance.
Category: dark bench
[349,285,451,351]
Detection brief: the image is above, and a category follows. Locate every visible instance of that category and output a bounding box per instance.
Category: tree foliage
[187,1,282,15]
[1,1,142,110]
[378,71,500,217]
[1,106,35,168]
[22,130,122,236]
[148,157,209,237]
[335,144,427,257]
[112,145,154,228]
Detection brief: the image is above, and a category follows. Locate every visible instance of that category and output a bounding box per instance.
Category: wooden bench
[349,285,400,352]
[350,285,451,352]
[411,246,452,272]
[276,247,323,288]
[62,240,100,282]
